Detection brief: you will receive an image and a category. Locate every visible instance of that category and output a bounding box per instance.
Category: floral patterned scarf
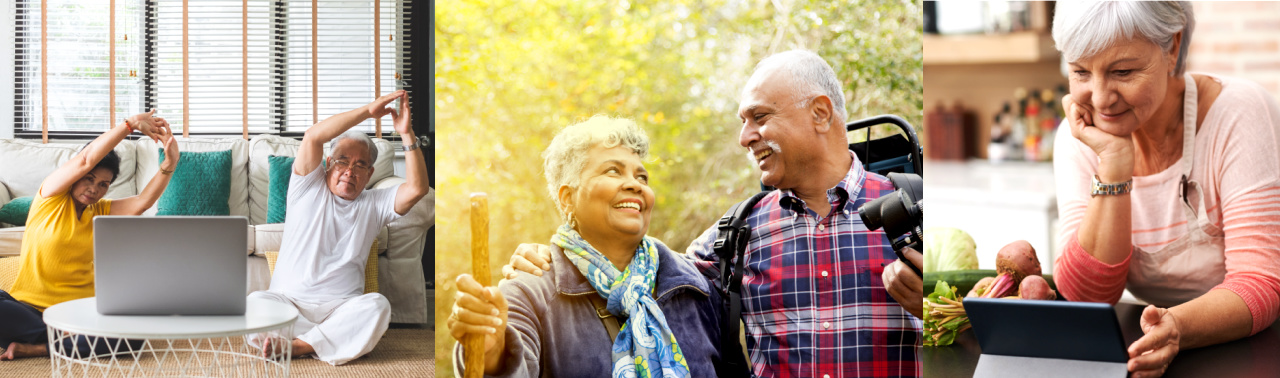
[552,224,690,378]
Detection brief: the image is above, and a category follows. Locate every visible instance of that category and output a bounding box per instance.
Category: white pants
[247,291,391,365]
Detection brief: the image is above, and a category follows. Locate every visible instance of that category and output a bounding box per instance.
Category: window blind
[150,0,277,135]
[14,0,411,138]
[14,0,143,135]
[284,0,405,135]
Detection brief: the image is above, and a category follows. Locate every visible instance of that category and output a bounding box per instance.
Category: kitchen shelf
[924,31,1059,65]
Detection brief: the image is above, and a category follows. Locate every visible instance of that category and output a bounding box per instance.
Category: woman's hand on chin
[449,274,510,372]
[1064,95,1135,181]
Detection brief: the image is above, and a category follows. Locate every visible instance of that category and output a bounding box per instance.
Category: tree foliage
[434,0,921,370]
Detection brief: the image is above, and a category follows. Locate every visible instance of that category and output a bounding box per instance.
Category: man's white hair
[750,49,847,123]
[332,129,378,163]
[1053,1,1194,76]
[542,115,649,219]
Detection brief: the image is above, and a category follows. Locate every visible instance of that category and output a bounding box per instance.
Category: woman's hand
[448,274,509,371]
[127,109,172,144]
[1128,305,1181,378]
[1063,95,1135,182]
[159,135,180,173]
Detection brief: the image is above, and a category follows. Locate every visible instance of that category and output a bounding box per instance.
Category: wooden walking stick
[464,193,490,378]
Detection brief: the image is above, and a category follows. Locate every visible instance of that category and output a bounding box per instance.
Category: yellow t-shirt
[8,187,112,311]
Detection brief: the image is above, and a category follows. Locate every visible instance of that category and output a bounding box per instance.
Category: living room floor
[0,325,434,378]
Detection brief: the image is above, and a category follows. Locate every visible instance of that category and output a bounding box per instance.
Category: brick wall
[1186,2,1280,99]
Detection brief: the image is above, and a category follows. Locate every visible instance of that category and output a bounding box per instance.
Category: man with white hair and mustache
[507,50,923,376]
[249,90,431,365]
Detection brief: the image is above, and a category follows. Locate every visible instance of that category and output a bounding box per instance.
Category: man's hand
[390,91,412,137]
[365,90,405,120]
[501,243,552,280]
[883,247,923,319]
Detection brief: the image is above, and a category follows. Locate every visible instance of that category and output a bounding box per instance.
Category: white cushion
[0,227,23,257]
[134,138,250,218]
[0,139,139,200]
[251,222,387,257]
[246,134,396,225]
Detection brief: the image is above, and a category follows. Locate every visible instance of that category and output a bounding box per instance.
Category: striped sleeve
[1212,184,1280,335]
[1207,79,1280,335]
[1054,231,1131,304]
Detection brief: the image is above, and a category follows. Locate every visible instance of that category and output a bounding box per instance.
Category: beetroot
[981,240,1042,298]
[1018,275,1057,300]
[967,276,995,298]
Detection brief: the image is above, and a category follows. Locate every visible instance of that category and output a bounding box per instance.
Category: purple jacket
[454,241,725,377]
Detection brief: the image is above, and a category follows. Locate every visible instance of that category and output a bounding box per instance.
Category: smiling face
[562,144,655,246]
[1067,34,1179,136]
[325,138,375,200]
[70,167,115,208]
[737,68,816,190]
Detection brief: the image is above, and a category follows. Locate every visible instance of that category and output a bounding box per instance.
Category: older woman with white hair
[447,115,722,377]
[1051,2,1280,377]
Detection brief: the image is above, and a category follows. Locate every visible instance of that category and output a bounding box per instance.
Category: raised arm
[391,91,430,215]
[110,134,179,215]
[294,90,404,176]
[1052,97,1133,304]
[40,110,170,198]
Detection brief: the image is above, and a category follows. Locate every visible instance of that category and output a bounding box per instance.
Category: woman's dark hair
[82,143,122,183]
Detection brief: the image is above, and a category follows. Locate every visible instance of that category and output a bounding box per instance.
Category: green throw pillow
[267,155,295,223]
[156,149,233,216]
[0,196,34,226]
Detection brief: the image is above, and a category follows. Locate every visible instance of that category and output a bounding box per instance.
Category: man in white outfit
[249,90,430,365]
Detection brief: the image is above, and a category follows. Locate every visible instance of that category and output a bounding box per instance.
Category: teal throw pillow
[0,196,34,226]
[156,149,233,216]
[267,155,296,223]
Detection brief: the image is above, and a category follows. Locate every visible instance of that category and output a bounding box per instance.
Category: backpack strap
[711,191,770,378]
[588,295,622,341]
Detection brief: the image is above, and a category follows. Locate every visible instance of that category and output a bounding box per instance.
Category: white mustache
[745,140,781,163]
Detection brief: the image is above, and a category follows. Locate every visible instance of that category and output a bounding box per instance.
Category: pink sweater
[1053,74,1280,335]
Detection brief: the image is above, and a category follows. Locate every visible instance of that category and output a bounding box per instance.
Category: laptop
[964,297,1128,378]
[94,216,248,316]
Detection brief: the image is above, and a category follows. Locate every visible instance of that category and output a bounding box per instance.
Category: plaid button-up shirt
[688,153,923,377]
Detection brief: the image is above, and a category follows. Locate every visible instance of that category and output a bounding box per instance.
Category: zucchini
[924,269,1057,298]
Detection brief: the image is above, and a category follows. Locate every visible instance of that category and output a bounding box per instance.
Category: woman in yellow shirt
[0,110,179,360]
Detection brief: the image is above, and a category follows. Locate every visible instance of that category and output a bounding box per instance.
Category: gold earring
[567,209,577,229]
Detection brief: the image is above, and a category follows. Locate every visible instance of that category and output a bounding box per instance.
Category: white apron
[1125,73,1228,307]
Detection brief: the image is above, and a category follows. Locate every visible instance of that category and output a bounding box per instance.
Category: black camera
[859,172,923,276]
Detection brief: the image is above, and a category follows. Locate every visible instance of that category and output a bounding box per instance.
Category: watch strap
[1091,175,1133,197]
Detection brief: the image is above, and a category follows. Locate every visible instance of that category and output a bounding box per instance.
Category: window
[14,0,411,138]
[284,0,402,134]
[15,0,143,136]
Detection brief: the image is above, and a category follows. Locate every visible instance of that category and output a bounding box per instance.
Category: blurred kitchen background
[923,1,1280,275]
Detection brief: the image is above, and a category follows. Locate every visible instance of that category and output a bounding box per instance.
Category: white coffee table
[43,297,299,377]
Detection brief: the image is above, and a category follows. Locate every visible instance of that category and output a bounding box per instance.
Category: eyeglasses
[331,158,371,174]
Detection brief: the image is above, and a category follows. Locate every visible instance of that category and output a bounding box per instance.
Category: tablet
[964,297,1127,363]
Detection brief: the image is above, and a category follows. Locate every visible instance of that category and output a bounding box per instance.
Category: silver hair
[1053,1,1194,76]
[751,49,848,123]
[331,129,378,163]
[542,115,649,218]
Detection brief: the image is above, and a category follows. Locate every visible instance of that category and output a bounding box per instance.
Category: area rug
[0,327,434,377]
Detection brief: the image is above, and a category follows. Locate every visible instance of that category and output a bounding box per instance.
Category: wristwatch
[1091,175,1133,197]
[402,135,429,152]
